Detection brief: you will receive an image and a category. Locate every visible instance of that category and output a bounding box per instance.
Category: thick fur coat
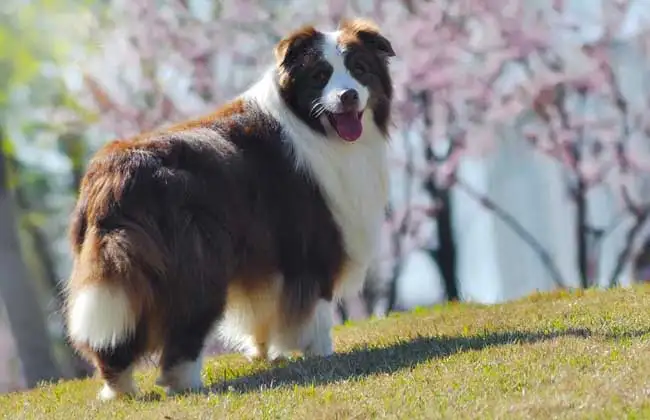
[64,18,395,400]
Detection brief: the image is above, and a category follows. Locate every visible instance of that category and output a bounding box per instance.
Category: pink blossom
[63,0,650,316]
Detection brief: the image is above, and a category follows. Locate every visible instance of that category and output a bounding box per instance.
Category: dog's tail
[64,155,165,352]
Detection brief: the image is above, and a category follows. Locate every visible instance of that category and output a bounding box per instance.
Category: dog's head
[274,18,395,142]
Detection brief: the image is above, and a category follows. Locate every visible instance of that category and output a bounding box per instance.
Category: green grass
[4,285,650,419]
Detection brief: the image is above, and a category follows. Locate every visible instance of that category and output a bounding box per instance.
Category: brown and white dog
[64,18,395,400]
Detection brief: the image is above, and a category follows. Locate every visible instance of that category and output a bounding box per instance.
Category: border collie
[64,18,395,400]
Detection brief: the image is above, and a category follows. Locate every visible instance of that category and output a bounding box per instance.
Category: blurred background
[1,0,650,394]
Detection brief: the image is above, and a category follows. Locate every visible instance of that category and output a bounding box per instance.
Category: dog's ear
[356,30,395,59]
[274,25,320,66]
[339,18,395,59]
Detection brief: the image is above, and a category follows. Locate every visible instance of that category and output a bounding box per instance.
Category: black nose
[339,89,359,108]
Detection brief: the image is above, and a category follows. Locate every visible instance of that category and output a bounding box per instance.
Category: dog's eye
[311,68,330,86]
[352,61,368,77]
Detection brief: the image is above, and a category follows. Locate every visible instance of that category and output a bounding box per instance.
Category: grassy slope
[3,285,650,419]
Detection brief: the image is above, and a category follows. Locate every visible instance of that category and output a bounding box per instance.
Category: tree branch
[608,185,650,287]
[455,177,566,289]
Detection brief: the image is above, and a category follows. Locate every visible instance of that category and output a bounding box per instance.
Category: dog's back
[64,18,395,401]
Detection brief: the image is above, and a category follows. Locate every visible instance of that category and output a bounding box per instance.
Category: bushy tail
[65,222,163,351]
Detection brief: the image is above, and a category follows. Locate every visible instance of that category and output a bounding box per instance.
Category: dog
[63,18,395,401]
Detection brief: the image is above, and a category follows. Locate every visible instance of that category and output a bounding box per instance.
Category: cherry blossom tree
[70,0,650,321]
[7,0,650,394]
[363,0,650,312]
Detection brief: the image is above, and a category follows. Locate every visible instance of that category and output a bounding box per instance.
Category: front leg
[301,299,334,357]
[298,262,371,357]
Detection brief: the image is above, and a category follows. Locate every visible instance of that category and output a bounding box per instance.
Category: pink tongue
[332,112,363,142]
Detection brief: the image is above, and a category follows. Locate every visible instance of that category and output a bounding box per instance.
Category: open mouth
[326,110,364,142]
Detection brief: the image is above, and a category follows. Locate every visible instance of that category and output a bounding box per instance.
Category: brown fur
[274,25,321,65]
[166,99,247,133]
[65,98,345,379]
[274,21,394,137]
[63,17,394,398]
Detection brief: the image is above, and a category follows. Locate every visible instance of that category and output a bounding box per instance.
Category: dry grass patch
[3,285,650,419]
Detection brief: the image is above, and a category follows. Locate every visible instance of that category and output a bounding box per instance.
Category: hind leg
[243,333,270,362]
[266,324,302,362]
[263,300,334,361]
[91,332,146,401]
[300,299,334,357]
[66,282,146,401]
[97,364,136,401]
[156,315,216,396]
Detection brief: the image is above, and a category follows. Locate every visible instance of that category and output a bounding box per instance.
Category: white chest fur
[244,73,389,295]
[289,111,388,264]
[286,111,389,298]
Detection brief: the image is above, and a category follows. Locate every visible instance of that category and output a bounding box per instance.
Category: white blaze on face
[320,30,369,113]
[319,30,370,142]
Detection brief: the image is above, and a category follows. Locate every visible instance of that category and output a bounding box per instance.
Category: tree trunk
[420,91,459,302]
[425,183,459,301]
[12,179,93,379]
[575,178,589,288]
[0,133,61,388]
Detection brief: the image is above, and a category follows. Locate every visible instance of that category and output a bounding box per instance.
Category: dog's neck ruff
[243,70,389,295]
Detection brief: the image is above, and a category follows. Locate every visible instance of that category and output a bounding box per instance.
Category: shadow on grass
[135,326,649,401]
[204,328,595,395]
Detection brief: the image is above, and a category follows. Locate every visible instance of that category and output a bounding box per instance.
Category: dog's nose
[339,89,359,108]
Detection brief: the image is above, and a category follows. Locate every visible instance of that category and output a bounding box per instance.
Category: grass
[4,285,650,419]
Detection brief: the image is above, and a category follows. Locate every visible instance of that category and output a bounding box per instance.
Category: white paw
[303,333,334,358]
[156,359,204,395]
[301,299,334,358]
[243,343,267,362]
[98,384,119,401]
[97,368,137,401]
[267,346,294,363]
[97,381,137,401]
